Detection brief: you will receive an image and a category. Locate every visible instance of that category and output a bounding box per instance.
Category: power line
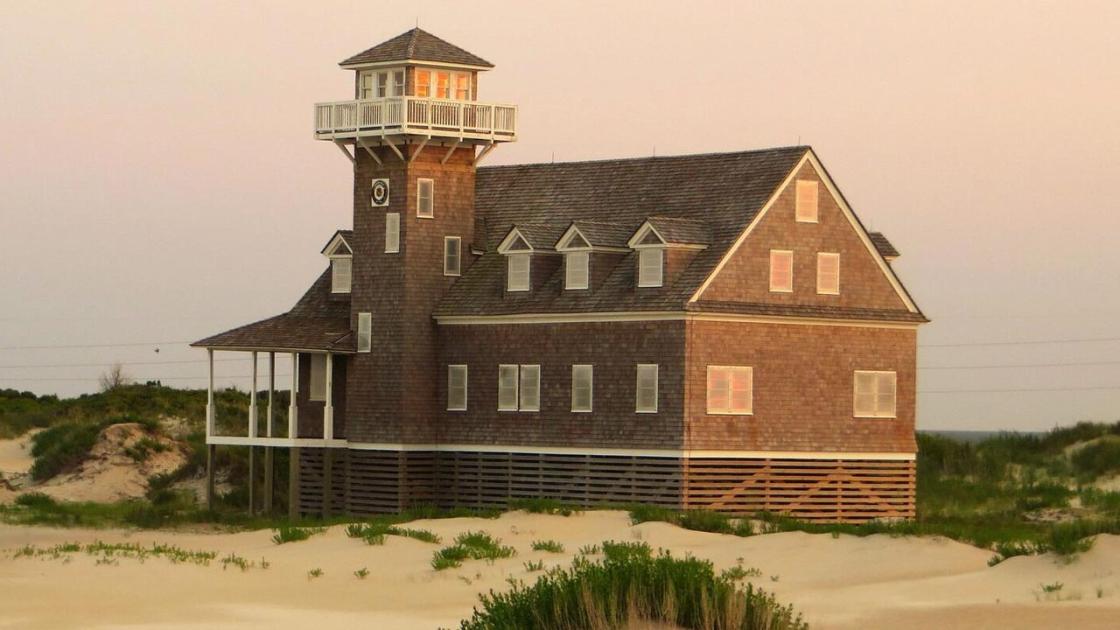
[919,360,1120,370]
[920,336,1120,348]
[0,373,290,383]
[0,357,251,369]
[921,386,1120,394]
[0,340,191,351]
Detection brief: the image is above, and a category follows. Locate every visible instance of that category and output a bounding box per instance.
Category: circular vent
[371,179,390,207]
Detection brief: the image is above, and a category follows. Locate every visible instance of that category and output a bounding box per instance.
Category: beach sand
[1,510,1117,629]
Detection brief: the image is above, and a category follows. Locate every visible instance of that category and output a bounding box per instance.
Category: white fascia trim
[321,233,353,257]
[208,436,350,448]
[434,311,920,329]
[689,149,918,313]
[627,221,666,248]
[201,346,354,354]
[342,442,915,460]
[496,227,534,254]
[555,224,589,251]
[341,60,492,71]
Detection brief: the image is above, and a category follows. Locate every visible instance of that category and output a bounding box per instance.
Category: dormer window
[331,257,352,294]
[637,249,663,288]
[507,254,530,292]
[565,252,589,290]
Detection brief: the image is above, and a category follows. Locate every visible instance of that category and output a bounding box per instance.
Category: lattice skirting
[294,449,914,522]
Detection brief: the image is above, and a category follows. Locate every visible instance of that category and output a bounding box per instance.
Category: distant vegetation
[458,541,806,630]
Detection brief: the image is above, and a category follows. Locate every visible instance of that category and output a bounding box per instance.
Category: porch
[313,96,517,143]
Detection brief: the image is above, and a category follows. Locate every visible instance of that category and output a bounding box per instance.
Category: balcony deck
[314,97,517,143]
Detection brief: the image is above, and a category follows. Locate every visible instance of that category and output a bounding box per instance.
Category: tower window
[444,236,462,276]
[331,257,352,294]
[565,252,589,290]
[385,213,400,253]
[507,254,530,292]
[416,69,431,97]
[769,250,793,293]
[796,180,819,223]
[417,179,434,218]
[637,249,663,288]
[357,313,372,353]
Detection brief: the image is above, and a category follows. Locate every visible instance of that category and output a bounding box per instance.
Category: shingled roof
[192,270,355,352]
[340,28,493,69]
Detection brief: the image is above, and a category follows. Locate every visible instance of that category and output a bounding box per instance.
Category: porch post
[248,352,258,438]
[288,352,299,439]
[264,352,275,513]
[323,352,334,441]
[206,444,216,511]
[206,349,215,437]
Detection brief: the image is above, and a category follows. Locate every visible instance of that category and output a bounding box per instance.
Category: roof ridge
[478,145,811,172]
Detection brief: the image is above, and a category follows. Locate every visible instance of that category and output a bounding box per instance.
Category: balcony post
[206,349,215,438]
[288,352,299,439]
[323,352,334,441]
[248,351,258,439]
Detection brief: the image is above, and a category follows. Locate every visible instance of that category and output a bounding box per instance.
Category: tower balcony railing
[314,97,518,143]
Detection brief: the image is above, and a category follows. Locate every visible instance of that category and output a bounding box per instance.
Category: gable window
[331,257,352,294]
[637,249,664,288]
[507,254,530,292]
[565,252,589,290]
[817,252,840,295]
[636,364,659,413]
[854,371,897,418]
[769,250,793,293]
[444,236,462,276]
[447,365,468,411]
[357,313,372,353]
[309,354,327,402]
[385,213,400,253]
[498,364,538,412]
[417,179,434,218]
[706,366,753,415]
[796,180,819,223]
[571,364,593,412]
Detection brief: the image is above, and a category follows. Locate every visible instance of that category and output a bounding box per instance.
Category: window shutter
[385,213,400,253]
[357,313,372,353]
[519,365,541,412]
[796,180,819,222]
[309,355,327,402]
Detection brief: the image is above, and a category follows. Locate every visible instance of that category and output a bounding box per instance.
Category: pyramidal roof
[340,28,494,69]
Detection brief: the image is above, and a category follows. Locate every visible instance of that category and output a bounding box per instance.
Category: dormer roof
[557,221,632,250]
[321,230,353,256]
[340,28,494,70]
[497,223,566,253]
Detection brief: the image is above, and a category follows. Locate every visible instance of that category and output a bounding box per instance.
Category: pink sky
[1,0,1117,431]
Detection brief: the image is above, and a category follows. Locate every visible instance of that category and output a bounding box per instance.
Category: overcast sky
[1,1,1117,431]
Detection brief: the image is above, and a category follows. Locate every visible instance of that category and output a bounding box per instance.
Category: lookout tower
[313,29,517,451]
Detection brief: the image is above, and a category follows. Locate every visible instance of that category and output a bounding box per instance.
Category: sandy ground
[1,511,1118,629]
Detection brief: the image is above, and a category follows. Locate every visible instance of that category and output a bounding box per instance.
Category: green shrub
[15,492,58,510]
[271,526,324,545]
[457,541,806,630]
[123,436,169,463]
[29,422,108,480]
[432,531,516,570]
[531,539,564,553]
[1071,439,1120,480]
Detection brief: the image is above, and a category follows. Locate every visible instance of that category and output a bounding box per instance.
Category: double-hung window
[331,257,352,294]
[498,364,539,411]
[357,313,372,353]
[706,366,753,414]
[571,365,593,412]
[796,180,819,222]
[507,254,530,292]
[769,250,793,292]
[565,252,589,290]
[417,179,434,218]
[635,364,659,413]
[447,365,468,411]
[444,237,462,276]
[817,252,840,295]
[854,371,897,418]
[637,249,663,287]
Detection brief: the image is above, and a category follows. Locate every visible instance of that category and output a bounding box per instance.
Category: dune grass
[458,541,806,630]
[346,522,441,545]
[530,539,564,553]
[432,531,517,570]
[271,525,326,544]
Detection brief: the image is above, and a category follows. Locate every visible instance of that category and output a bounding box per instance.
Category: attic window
[817,252,840,295]
[796,180,819,223]
[507,254,530,292]
[637,249,663,288]
[331,257,352,294]
[769,250,793,293]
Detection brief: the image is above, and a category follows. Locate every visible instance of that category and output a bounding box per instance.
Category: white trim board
[435,311,920,330]
[342,442,916,460]
[688,149,920,314]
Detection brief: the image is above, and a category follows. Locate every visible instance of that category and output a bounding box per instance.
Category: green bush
[271,526,325,544]
[29,422,108,480]
[531,539,564,553]
[458,541,805,630]
[432,531,516,570]
[1071,439,1120,480]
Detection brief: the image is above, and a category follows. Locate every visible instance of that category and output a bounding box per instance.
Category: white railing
[314,97,517,140]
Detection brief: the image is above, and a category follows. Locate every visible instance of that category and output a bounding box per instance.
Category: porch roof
[191,314,355,353]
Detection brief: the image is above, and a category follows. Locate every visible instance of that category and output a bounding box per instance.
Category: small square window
[796,180,819,222]
[854,371,897,418]
[565,252,589,290]
[637,249,663,288]
[444,237,462,276]
[769,250,793,293]
[417,178,434,218]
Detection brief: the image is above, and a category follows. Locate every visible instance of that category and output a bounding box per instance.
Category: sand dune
[1,510,1117,629]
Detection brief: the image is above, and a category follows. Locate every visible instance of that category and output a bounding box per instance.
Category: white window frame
[357,313,372,353]
[817,252,840,295]
[444,236,462,276]
[507,254,530,292]
[571,364,593,413]
[497,364,519,411]
[447,364,468,411]
[308,354,327,402]
[706,366,754,415]
[854,370,897,418]
[565,251,589,290]
[637,248,664,288]
[769,249,793,293]
[417,178,434,218]
[519,364,541,412]
[331,257,352,294]
[635,364,659,413]
[385,213,400,253]
[795,179,819,223]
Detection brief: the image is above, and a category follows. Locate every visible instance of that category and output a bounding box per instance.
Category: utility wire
[0,357,252,369]
[921,386,1120,394]
[920,336,1120,348]
[918,360,1120,370]
[0,340,190,351]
